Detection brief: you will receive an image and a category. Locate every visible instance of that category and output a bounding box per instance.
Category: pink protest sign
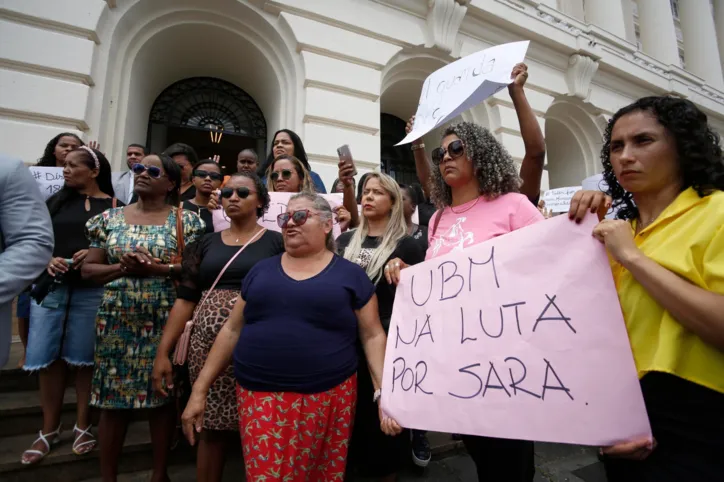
[381,215,651,446]
[212,192,343,236]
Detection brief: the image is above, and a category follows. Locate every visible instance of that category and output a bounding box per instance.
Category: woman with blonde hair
[336,172,425,481]
[265,154,314,193]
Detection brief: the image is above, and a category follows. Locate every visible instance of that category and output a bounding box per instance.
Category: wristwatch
[411,143,425,151]
[373,388,382,403]
[167,264,175,278]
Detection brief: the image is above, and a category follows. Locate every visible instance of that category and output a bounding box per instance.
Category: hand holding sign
[381,215,651,446]
[397,41,530,145]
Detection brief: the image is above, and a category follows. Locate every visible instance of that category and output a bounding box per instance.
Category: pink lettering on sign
[381,215,651,446]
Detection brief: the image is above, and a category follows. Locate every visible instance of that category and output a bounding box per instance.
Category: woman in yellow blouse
[590,96,724,481]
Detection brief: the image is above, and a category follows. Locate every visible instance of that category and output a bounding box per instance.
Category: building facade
[1,0,724,191]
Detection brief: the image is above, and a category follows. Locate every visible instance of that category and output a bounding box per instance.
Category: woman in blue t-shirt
[258,129,327,193]
[182,192,402,480]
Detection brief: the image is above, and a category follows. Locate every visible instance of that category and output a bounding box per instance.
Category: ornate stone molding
[425,0,470,54]
[536,11,582,36]
[565,54,599,100]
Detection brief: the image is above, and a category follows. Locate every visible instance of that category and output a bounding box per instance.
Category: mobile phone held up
[337,144,358,177]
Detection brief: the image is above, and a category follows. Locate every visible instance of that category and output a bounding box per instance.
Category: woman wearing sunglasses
[153,172,283,482]
[82,154,205,482]
[21,146,117,465]
[259,129,327,193]
[182,192,401,480]
[182,159,224,234]
[337,173,425,481]
[266,154,315,193]
[384,122,610,482]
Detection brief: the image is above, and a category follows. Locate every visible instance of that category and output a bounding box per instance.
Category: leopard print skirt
[188,289,240,431]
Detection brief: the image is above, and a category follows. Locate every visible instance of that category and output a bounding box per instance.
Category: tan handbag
[172,228,266,365]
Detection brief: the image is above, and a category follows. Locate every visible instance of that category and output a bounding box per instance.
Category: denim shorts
[16,292,30,318]
[24,285,104,370]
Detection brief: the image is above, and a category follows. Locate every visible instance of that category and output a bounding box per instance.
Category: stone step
[76,433,463,482]
[0,388,77,437]
[0,368,38,393]
[0,420,191,482]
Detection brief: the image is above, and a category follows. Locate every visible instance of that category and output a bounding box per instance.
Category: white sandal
[21,424,62,465]
[72,424,97,455]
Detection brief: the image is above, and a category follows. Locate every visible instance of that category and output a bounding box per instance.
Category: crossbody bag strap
[195,228,266,310]
[176,207,185,254]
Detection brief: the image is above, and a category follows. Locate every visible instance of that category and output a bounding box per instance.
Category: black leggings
[604,373,724,482]
[462,435,535,482]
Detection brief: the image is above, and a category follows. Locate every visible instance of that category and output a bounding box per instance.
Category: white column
[636,0,680,66]
[584,0,627,39]
[679,0,724,88]
[712,0,724,81]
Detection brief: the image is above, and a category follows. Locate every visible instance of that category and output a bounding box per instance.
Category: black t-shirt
[417,201,436,227]
[177,230,284,303]
[410,224,428,252]
[180,185,196,202]
[336,231,425,330]
[51,195,123,286]
[182,200,214,235]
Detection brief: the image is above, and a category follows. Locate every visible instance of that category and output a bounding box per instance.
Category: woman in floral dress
[82,153,204,482]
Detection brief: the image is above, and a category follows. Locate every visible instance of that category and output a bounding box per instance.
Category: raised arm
[407,116,433,199]
[338,160,360,228]
[509,63,546,203]
[182,295,246,444]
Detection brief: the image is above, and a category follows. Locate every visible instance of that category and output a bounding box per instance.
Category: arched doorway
[544,99,605,188]
[147,77,267,174]
[380,114,418,185]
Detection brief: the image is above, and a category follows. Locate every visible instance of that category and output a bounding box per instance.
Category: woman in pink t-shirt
[385,120,609,481]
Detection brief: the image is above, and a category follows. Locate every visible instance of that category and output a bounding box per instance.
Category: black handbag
[29,271,61,304]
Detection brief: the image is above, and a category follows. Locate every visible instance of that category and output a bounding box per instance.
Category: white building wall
[0,0,723,192]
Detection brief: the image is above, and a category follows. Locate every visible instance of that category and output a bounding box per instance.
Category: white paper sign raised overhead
[396,41,530,146]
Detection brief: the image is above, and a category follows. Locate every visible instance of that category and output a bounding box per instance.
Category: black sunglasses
[270,169,293,182]
[431,140,465,165]
[193,170,223,182]
[220,187,256,199]
[277,209,320,228]
[132,163,164,179]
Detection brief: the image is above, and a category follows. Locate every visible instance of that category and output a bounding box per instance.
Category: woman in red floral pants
[182,193,402,481]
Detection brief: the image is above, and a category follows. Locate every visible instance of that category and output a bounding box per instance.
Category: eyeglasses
[276,209,320,228]
[193,170,224,182]
[270,169,293,182]
[132,163,165,179]
[431,140,465,165]
[220,187,256,199]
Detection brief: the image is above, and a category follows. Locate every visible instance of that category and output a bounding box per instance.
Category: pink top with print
[425,193,544,260]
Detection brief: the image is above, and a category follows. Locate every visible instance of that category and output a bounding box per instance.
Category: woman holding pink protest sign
[153,172,283,482]
[385,120,609,481]
[181,192,401,481]
[337,173,425,480]
[591,96,724,481]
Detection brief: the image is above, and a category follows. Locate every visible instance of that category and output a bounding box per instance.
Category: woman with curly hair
[153,172,284,482]
[591,96,724,481]
[385,119,608,480]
